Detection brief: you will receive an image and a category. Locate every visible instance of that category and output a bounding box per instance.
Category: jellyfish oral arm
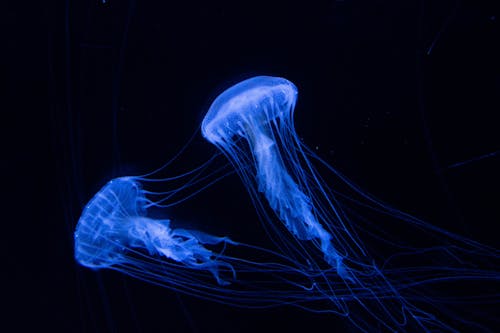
[127,217,235,285]
[252,130,347,276]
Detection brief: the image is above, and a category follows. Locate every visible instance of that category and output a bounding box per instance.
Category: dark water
[4,1,499,332]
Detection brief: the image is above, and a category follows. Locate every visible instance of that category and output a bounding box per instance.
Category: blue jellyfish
[201,76,500,332]
[202,76,349,277]
[74,176,236,285]
[75,76,499,332]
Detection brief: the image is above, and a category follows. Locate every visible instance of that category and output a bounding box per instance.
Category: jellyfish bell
[201,76,298,145]
[74,177,144,269]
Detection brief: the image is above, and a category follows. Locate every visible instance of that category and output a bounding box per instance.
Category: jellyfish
[202,76,349,277]
[74,176,237,285]
[201,76,500,331]
[75,76,499,332]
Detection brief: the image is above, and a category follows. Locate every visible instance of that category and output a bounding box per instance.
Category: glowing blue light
[74,177,236,285]
[75,76,499,331]
[202,76,349,278]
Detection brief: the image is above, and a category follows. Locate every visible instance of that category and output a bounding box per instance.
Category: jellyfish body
[202,76,347,277]
[74,177,235,284]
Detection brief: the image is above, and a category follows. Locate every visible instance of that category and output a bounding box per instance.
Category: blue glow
[74,177,236,285]
[75,76,499,332]
[202,76,348,277]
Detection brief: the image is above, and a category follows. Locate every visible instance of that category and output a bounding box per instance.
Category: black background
[3,0,499,332]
